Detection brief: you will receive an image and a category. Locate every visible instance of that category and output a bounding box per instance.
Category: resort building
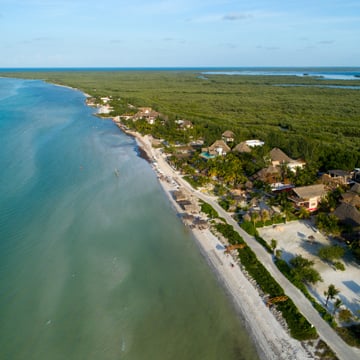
[333,202,360,230]
[175,119,193,130]
[133,107,160,124]
[232,142,252,153]
[327,170,353,185]
[289,184,327,212]
[100,96,111,104]
[245,139,265,147]
[253,166,282,185]
[222,130,235,143]
[269,147,306,172]
[202,140,231,158]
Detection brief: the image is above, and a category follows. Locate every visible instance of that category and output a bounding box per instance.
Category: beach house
[222,130,235,143]
[133,107,160,124]
[202,140,231,157]
[289,184,327,212]
[269,147,306,172]
[245,139,265,147]
[232,141,252,153]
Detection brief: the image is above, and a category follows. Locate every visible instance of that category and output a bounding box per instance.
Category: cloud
[222,13,253,21]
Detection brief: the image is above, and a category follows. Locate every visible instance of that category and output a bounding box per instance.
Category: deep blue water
[0,78,259,359]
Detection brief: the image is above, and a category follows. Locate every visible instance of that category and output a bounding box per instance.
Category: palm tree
[324,284,340,307]
[297,206,310,220]
[333,298,342,316]
[261,209,270,223]
[251,211,259,228]
[270,239,277,254]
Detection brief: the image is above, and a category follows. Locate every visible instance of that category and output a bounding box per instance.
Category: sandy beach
[113,122,316,359]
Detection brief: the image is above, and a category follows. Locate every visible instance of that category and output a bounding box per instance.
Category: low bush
[240,220,257,236]
[334,261,345,271]
[336,325,360,348]
[200,202,218,219]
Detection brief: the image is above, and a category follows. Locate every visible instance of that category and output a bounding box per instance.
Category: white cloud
[222,13,253,21]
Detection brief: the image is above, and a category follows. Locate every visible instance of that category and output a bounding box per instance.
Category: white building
[245,139,265,147]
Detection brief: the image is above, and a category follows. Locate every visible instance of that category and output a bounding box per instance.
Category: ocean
[0,78,259,359]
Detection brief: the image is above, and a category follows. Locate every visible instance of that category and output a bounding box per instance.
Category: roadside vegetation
[198,201,318,341]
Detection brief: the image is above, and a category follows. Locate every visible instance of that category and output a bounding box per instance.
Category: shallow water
[0,78,259,360]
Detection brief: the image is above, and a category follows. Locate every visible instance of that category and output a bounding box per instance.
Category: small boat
[114,168,120,177]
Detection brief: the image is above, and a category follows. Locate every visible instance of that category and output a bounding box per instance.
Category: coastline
[112,118,313,360]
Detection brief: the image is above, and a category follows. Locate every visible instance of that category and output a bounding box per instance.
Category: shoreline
[112,119,314,360]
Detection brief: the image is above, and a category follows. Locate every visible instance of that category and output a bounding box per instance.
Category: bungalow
[269,147,306,172]
[253,165,282,185]
[333,202,360,229]
[289,184,327,212]
[245,139,265,147]
[175,119,193,130]
[202,140,231,157]
[222,130,235,143]
[233,141,252,153]
[100,96,111,104]
[172,190,187,202]
[327,170,353,185]
[340,183,360,208]
[173,145,195,159]
[270,148,292,167]
[189,138,204,149]
[133,107,160,124]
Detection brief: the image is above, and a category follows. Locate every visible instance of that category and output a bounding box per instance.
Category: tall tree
[324,284,340,307]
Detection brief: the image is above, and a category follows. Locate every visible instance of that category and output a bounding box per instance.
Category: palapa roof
[254,166,281,182]
[350,182,360,194]
[172,190,187,201]
[233,142,251,153]
[328,169,352,177]
[209,140,231,153]
[222,130,235,138]
[341,192,360,207]
[333,203,360,227]
[293,184,326,200]
[270,147,292,163]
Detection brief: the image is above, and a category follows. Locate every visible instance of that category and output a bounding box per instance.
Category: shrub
[336,325,360,348]
[318,245,345,261]
[255,220,264,228]
[200,202,218,219]
[240,220,257,236]
[334,261,345,271]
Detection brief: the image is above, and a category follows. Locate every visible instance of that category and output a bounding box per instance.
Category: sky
[1,0,360,67]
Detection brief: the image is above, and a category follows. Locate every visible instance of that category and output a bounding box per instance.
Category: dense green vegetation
[2,70,359,170]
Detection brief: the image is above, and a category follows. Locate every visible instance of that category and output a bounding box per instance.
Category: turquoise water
[200,152,215,159]
[0,78,259,360]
